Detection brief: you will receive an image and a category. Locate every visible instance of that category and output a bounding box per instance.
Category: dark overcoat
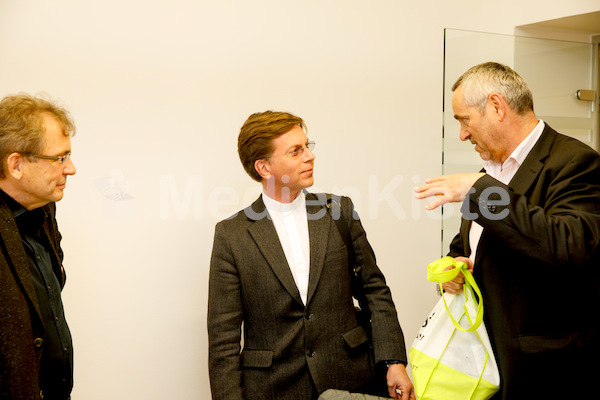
[0,198,65,400]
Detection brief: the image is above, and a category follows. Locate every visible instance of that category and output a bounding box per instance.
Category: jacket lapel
[305,193,331,306]
[474,124,556,266]
[246,196,303,305]
[508,124,556,194]
[0,200,42,318]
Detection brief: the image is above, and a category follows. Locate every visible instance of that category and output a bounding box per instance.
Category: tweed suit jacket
[208,193,406,400]
[448,124,600,400]
[0,196,65,400]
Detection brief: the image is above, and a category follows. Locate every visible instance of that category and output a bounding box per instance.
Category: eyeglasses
[267,141,315,159]
[24,153,72,165]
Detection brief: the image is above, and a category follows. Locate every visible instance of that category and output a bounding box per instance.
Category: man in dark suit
[0,94,77,399]
[208,111,414,400]
[414,62,600,399]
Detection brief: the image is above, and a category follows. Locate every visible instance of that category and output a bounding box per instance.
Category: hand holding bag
[409,256,500,400]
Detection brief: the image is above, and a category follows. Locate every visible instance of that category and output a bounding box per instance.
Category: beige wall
[0,1,597,398]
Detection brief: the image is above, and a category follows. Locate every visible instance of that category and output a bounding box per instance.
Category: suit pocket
[341,325,370,349]
[240,349,274,368]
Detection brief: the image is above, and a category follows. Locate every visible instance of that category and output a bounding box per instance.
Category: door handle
[576,90,595,102]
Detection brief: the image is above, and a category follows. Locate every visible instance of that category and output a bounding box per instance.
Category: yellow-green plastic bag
[409,256,500,400]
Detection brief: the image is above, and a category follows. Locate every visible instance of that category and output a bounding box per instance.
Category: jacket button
[305,312,313,320]
[34,338,44,348]
[307,350,315,357]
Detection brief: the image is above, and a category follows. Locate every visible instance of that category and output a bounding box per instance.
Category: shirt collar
[0,188,47,229]
[0,188,27,219]
[484,119,545,173]
[262,190,306,213]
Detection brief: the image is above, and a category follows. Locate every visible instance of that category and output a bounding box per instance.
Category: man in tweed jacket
[208,111,414,400]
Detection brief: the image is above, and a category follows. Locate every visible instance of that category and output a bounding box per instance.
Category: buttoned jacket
[208,193,406,400]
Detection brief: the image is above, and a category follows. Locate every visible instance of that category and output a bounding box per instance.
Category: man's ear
[5,152,24,179]
[254,159,271,180]
[488,93,506,121]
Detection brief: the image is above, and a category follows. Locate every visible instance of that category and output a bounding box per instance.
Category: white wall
[0,1,597,398]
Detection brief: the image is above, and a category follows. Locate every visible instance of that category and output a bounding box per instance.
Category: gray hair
[452,62,534,115]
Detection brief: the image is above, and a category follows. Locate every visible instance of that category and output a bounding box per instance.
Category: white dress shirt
[262,191,311,305]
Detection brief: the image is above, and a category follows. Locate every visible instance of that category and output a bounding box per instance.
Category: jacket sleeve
[342,196,407,364]
[207,221,244,400]
[447,225,468,259]
[465,147,600,269]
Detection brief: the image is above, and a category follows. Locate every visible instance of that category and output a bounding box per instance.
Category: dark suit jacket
[0,197,65,400]
[208,193,406,400]
[448,124,600,400]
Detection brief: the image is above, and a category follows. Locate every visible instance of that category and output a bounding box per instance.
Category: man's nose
[304,147,315,161]
[63,157,76,175]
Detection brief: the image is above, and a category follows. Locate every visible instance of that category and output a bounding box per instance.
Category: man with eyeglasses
[0,94,76,400]
[208,111,414,400]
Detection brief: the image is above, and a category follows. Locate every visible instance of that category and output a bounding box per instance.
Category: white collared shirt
[262,191,310,305]
[469,120,545,264]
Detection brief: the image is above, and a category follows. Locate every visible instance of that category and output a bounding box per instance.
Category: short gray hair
[452,62,534,115]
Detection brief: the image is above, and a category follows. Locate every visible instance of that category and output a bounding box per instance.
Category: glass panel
[441,28,598,255]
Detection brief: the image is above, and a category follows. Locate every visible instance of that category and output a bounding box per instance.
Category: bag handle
[427,256,484,332]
